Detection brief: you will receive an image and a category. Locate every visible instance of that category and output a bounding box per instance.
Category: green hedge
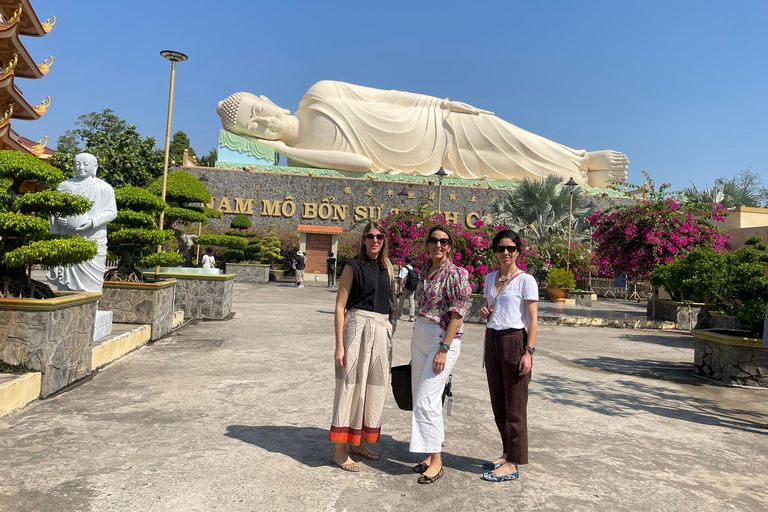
[137,251,183,268]
[114,187,166,213]
[13,189,93,217]
[0,150,64,187]
[195,234,248,249]
[147,171,211,204]
[108,210,157,231]
[0,212,50,238]
[2,237,97,268]
[223,249,245,262]
[164,206,209,224]
[109,228,174,246]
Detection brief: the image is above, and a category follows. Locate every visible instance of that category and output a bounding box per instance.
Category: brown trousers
[484,327,531,465]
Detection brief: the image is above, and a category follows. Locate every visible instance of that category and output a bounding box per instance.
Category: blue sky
[20,0,768,190]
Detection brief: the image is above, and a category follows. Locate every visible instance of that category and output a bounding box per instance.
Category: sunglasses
[365,233,385,241]
[494,245,519,253]
[427,237,451,246]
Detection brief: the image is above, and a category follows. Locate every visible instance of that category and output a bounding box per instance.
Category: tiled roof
[297,224,343,234]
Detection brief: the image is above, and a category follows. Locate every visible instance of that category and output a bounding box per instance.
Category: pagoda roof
[0,72,49,120]
[0,121,52,157]
[0,21,49,79]
[0,1,53,37]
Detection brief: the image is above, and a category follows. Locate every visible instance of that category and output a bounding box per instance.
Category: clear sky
[19,0,768,190]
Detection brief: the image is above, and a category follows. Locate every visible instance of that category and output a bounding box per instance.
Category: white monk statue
[216,81,629,188]
[47,153,117,293]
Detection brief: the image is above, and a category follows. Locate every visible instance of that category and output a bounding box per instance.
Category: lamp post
[564,177,578,271]
[435,167,447,213]
[155,50,188,278]
[196,174,209,265]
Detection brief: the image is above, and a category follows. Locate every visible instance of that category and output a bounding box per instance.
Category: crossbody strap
[488,270,522,317]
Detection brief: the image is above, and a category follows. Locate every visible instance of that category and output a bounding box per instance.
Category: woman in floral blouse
[409,225,472,484]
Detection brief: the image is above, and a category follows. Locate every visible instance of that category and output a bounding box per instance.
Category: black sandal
[417,468,444,484]
[412,463,430,474]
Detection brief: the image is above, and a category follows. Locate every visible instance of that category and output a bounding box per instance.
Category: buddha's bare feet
[586,150,629,171]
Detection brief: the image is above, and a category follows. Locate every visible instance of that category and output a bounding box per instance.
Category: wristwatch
[439,341,451,352]
[525,346,535,355]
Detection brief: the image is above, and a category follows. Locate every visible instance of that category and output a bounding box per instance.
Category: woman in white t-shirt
[201,247,216,268]
[478,229,538,482]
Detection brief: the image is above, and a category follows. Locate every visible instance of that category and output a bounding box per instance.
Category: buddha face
[74,153,98,178]
[217,92,289,141]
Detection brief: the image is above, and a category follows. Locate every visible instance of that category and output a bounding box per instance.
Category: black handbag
[391,363,453,414]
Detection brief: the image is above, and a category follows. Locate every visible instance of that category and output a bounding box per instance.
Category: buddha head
[217,92,291,141]
[74,153,98,179]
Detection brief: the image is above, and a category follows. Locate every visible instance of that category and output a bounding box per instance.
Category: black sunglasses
[494,245,519,253]
[365,233,385,241]
[427,237,451,246]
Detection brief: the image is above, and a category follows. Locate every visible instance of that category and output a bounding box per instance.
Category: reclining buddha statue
[217,80,629,188]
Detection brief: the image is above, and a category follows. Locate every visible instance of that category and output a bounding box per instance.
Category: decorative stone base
[0,292,101,398]
[567,292,596,307]
[144,272,235,320]
[648,299,716,330]
[227,263,270,283]
[692,330,768,387]
[100,280,177,341]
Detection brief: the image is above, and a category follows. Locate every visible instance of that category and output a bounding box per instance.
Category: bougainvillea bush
[382,204,527,288]
[589,180,730,281]
[523,237,595,280]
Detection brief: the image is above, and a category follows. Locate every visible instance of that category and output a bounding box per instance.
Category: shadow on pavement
[572,356,696,382]
[533,372,768,434]
[225,425,488,475]
[616,331,695,350]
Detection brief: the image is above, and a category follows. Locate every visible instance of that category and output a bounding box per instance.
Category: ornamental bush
[146,171,223,266]
[0,151,97,298]
[230,214,251,231]
[523,236,595,280]
[194,234,248,267]
[589,177,730,281]
[105,186,181,282]
[546,267,576,288]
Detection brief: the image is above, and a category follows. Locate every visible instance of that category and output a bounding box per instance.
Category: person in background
[330,222,396,471]
[201,248,216,269]
[327,251,337,288]
[478,229,538,482]
[409,225,471,484]
[294,251,306,288]
[397,255,417,322]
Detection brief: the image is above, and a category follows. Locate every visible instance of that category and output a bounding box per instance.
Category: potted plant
[0,151,101,397]
[546,268,575,303]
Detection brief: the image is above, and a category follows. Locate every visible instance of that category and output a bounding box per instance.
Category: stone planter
[144,272,235,320]
[100,280,177,341]
[464,294,486,324]
[567,291,596,307]
[648,299,717,330]
[547,286,570,303]
[708,312,751,331]
[692,329,768,387]
[227,263,270,283]
[269,269,285,282]
[0,292,101,398]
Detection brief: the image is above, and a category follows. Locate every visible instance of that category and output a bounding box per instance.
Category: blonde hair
[357,221,391,270]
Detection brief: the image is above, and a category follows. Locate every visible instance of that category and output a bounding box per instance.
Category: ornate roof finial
[42,15,57,33]
[31,135,49,156]
[0,105,13,126]
[38,55,54,75]
[34,96,52,115]
[2,53,19,76]
[7,4,23,26]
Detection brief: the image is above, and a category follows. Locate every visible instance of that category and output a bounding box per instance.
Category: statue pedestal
[93,310,113,342]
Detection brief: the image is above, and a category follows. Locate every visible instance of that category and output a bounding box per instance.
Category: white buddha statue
[216,81,629,188]
[47,153,117,293]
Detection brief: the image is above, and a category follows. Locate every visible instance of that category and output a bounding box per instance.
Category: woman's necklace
[498,267,521,283]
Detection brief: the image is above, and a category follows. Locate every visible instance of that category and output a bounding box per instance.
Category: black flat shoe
[417,468,444,484]
[412,463,430,474]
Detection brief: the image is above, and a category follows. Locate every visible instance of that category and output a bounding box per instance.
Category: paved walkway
[1,283,767,511]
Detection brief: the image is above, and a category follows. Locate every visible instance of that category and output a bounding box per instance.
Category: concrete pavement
[1,283,767,511]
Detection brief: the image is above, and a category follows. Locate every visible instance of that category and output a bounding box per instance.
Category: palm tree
[679,179,759,208]
[490,175,594,242]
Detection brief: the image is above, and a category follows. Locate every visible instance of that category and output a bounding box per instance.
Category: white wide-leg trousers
[409,318,461,453]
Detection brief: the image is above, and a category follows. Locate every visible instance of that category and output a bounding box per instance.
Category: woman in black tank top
[329,221,396,472]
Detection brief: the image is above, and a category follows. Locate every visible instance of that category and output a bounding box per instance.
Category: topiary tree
[105,187,182,282]
[257,226,283,266]
[146,171,222,266]
[194,234,248,267]
[0,151,97,298]
[230,214,251,231]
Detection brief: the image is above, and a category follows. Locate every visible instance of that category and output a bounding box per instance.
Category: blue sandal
[482,470,519,482]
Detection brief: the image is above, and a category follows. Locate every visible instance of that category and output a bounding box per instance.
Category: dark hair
[404,255,412,264]
[424,225,453,257]
[328,251,334,257]
[357,221,390,269]
[206,247,213,254]
[491,229,523,251]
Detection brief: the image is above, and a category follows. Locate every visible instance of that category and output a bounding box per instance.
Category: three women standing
[409,225,472,484]
[330,222,396,472]
[479,229,538,482]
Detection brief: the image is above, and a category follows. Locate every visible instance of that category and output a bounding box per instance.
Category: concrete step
[91,323,151,370]
[0,372,41,418]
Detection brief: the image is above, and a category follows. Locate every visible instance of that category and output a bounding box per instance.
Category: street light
[435,167,448,213]
[564,177,578,271]
[155,50,188,278]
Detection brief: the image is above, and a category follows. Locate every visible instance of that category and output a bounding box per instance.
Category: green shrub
[651,248,726,303]
[195,234,248,250]
[244,244,264,262]
[230,214,251,230]
[146,170,211,204]
[223,249,245,262]
[546,268,576,288]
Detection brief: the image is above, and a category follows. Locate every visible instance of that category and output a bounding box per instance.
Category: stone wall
[648,300,716,330]
[567,292,595,307]
[167,274,235,320]
[694,338,768,387]
[227,263,270,283]
[100,281,177,341]
[0,293,100,398]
